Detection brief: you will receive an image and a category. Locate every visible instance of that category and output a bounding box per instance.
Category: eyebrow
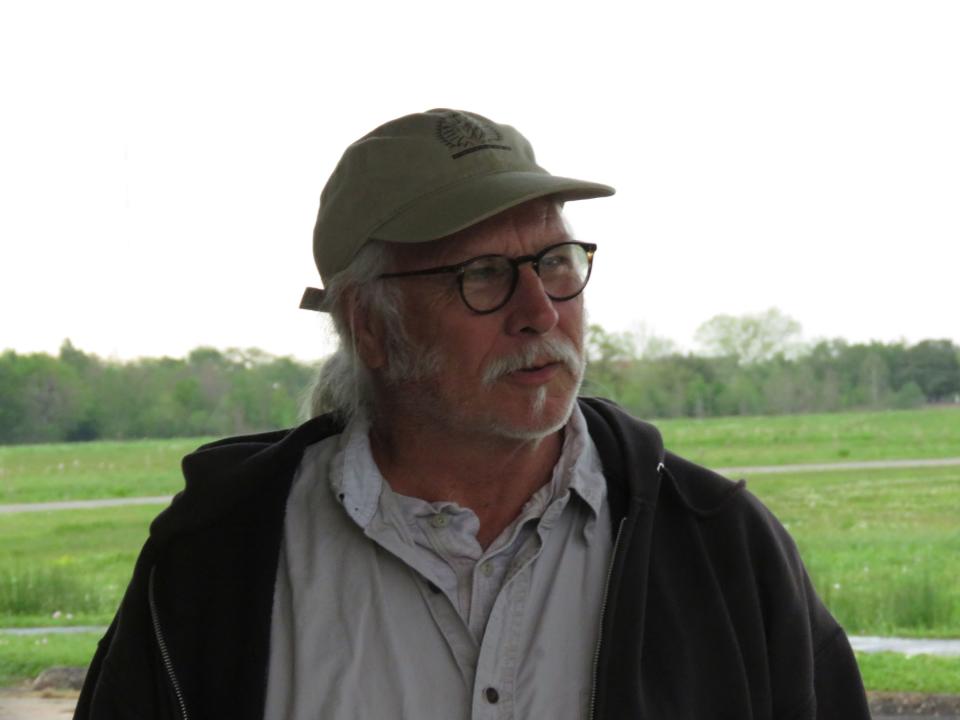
[444,233,576,265]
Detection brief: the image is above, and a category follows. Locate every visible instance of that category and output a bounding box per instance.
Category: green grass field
[1,466,956,636]
[855,652,960,694]
[0,437,211,504]
[656,405,960,467]
[1,637,958,695]
[1,406,958,690]
[0,632,101,688]
[1,506,155,628]
[1,407,957,504]
[748,464,960,637]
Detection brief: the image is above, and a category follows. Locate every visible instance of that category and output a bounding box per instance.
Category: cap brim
[370,171,614,244]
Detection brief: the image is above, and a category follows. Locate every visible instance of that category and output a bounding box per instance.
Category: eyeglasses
[378,241,596,314]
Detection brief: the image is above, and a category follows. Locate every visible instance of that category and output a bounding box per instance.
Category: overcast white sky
[2,0,958,362]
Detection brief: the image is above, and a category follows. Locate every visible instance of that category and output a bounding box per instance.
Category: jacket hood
[579,397,744,517]
[149,414,345,543]
[151,398,741,543]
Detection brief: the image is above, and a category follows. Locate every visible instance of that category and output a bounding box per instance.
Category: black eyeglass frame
[378,241,597,315]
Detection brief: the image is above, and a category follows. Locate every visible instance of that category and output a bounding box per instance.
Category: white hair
[302,241,399,422]
[302,241,442,423]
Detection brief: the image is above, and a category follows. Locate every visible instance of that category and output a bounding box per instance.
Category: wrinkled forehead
[388,199,573,271]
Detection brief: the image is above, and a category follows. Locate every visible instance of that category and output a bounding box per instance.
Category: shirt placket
[469,509,562,720]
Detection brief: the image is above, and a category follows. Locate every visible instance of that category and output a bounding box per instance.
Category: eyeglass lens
[460,243,592,313]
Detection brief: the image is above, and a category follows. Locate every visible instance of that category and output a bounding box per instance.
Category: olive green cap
[301,109,614,310]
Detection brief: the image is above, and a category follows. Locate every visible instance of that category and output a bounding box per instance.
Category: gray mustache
[481,337,584,385]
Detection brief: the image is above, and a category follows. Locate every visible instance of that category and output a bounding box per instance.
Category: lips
[519,361,559,373]
[508,361,562,385]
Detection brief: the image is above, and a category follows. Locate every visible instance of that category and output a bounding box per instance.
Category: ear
[346,291,387,370]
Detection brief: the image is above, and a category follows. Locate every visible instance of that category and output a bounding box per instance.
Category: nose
[504,264,559,335]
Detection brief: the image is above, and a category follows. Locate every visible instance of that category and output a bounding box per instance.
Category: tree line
[0,343,315,444]
[585,309,960,419]
[1,312,958,444]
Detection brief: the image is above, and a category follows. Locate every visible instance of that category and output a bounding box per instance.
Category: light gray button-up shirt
[265,405,612,719]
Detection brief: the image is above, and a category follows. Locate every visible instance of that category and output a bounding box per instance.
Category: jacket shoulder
[579,397,745,514]
[150,414,345,541]
[181,414,343,486]
[661,450,746,516]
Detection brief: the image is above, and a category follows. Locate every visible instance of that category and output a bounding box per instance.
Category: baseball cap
[301,108,614,310]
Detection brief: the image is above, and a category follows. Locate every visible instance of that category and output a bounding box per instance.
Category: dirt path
[0,690,76,720]
[849,636,960,657]
[1,689,959,719]
[8,625,960,658]
[3,457,960,515]
[0,496,171,515]
[714,456,960,476]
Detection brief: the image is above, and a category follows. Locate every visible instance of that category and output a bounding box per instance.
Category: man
[76,109,870,719]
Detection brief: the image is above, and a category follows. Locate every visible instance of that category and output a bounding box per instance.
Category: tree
[858,352,891,408]
[584,324,638,400]
[905,340,960,401]
[695,308,802,364]
[0,351,27,443]
[16,353,85,442]
[629,323,679,360]
[893,381,926,409]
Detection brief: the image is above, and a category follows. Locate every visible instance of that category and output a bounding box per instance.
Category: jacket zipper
[588,515,627,720]
[149,566,190,720]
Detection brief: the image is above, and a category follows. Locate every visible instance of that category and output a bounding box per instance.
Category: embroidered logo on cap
[436,111,512,159]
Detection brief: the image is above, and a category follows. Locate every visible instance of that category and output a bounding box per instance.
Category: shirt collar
[560,402,606,521]
[329,403,606,530]
[328,411,382,528]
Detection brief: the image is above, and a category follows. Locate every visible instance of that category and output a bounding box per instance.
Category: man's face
[374,199,587,441]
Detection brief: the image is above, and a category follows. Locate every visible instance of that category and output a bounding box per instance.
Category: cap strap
[299,287,327,312]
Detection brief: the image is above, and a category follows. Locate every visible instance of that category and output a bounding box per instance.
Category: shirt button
[480,561,494,577]
[429,514,448,529]
[484,687,500,704]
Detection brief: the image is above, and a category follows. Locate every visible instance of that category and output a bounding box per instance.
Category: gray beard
[384,339,585,441]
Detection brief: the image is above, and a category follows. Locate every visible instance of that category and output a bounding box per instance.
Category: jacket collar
[154,397,736,544]
[578,397,744,519]
[150,414,345,543]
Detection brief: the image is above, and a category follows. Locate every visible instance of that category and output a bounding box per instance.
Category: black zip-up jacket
[75,398,870,719]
